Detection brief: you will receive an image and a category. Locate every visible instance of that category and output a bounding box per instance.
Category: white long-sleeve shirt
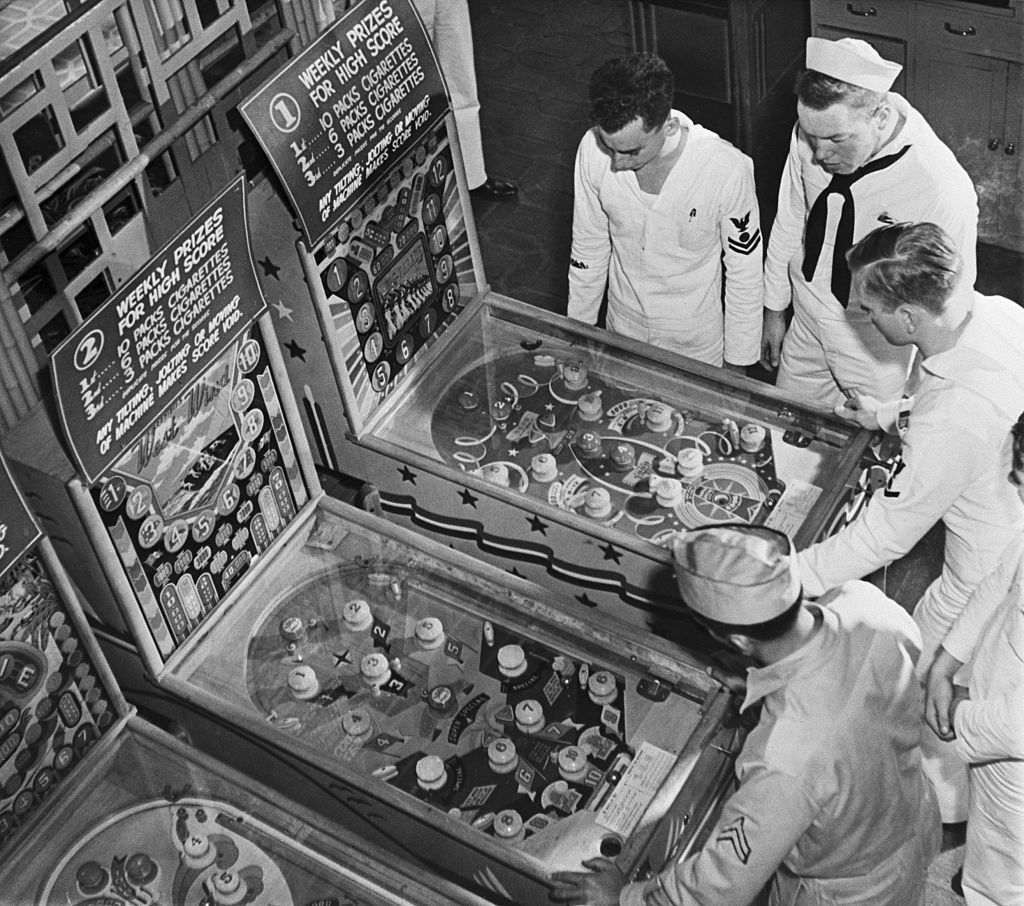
[568,112,763,366]
[763,93,978,315]
[620,584,937,906]
[941,535,1024,903]
[797,293,1024,611]
[944,534,1024,763]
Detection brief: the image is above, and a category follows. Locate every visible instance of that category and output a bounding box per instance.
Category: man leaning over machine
[551,522,939,906]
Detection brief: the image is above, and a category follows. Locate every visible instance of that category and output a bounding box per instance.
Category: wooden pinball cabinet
[0,449,493,906]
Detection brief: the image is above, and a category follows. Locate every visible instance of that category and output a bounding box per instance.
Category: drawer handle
[944,22,977,36]
[1007,143,1017,156]
[846,4,877,15]
[989,138,1001,151]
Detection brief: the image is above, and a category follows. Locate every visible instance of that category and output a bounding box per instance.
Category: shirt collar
[740,605,839,712]
[920,294,985,380]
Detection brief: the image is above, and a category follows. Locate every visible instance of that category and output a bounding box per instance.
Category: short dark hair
[847,222,962,314]
[589,53,673,134]
[795,69,884,113]
[1012,412,1024,474]
[691,595,804,643]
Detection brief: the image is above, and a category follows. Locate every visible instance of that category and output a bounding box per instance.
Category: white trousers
[963,760,1024,905]
[606,295,724,366]
[412,0,487,189]
[776,271,914,411]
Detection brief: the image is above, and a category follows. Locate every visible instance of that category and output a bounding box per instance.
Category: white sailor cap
[805,36,902,92]
[672,525,801,625]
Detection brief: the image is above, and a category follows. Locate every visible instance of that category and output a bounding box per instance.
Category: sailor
[760,37,977,408]
[568,53,763,370]
[796,221,1024,823]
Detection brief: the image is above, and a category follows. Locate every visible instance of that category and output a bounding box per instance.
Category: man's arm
[954,686,1024,762]
[760,127,805,368]
[796,408,985,595]
[620,768,815,906]
[568,134,612,324]
[917,167,978,291]
[719,155,763,367]
[763,127,805,313]
[944,538,1022,664]
[934,540,1024,760]
[926,539,1022,741]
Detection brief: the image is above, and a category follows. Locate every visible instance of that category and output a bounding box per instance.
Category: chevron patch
[716,816,752,864]
[472,864,512,900]
[570,257,588,269]
[728,227,762,256]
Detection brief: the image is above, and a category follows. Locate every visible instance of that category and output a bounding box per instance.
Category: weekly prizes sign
[239,0,448,248]
[51,177,267,484]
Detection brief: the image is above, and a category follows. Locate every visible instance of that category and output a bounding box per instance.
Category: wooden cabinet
[631,0,811,232]
[809,0,912,94]
[811,0,1024,250]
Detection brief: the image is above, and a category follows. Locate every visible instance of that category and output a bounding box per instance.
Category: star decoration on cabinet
[399,465,417,484]
[259,256,281,279]
[600,543,622,564]
[527,515,548,535]
[459,488,478,507]
[284,339,306,361]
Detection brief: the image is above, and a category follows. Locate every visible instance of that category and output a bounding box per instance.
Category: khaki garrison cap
[672,525,801,625]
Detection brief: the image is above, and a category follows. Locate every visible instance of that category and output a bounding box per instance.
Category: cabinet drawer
[812,0,913,39]
[914,3,1024,61]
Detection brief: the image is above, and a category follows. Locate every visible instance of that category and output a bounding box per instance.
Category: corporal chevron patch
[472,864,512,900]
[728,227,762,256]
[716,816,752,864]
[570,257,588,269]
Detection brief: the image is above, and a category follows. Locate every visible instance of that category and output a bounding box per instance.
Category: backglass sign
[239,0,448,248]
[50,178,266,485]
[90,326,309,658]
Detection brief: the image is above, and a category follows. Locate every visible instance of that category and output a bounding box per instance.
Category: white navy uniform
[764,93,978,409]
[942,535,1024,906]
[568,112,763,367]
[412,0,487,189]
[797,292,1024,820]
[620,584,939,906]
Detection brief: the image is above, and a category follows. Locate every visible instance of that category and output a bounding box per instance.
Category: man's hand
[833,394,882,431]
[925,648,965,741]
[760,309,787,370]
[710,648,752,697]
[550,857,627,906]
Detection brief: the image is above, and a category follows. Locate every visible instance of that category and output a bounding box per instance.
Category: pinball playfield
[429,347,794,546]
[17,721,499,906]
[168,501,736,905]
[342,300,875,617]
[0,452,488,906]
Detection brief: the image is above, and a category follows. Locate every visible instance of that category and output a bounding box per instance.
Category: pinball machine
[0,167,743,904]
[0,449,499,906]
[240,0,886,631]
